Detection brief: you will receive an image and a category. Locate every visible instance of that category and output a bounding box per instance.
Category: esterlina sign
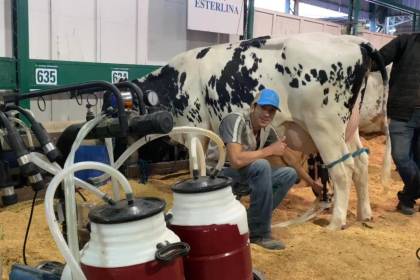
[188,0,244,35]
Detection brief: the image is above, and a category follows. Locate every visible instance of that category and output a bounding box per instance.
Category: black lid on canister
[88,197,165,224]
[171,176,232,194]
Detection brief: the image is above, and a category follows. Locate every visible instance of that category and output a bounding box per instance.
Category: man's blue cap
[256,88,281,111]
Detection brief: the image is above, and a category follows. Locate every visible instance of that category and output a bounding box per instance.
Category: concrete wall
[253,8,342,38]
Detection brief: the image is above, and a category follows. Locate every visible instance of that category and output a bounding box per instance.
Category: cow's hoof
[357,214,372,222]
[326,223,344,231]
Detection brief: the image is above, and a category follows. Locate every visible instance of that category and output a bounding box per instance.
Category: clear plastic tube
[91,126,226,184]
[189,136,199,173]
[63,115,105,265]
[189,137,206,176]
[29,152,111,202]
[45,161,134,280]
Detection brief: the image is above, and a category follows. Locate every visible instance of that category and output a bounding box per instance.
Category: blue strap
[325,147,369,169]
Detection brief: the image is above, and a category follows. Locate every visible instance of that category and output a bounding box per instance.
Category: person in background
[217,88,322,250]
[375,33,420,215]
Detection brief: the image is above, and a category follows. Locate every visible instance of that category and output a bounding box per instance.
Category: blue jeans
[220,159,298,239]
[389,108,420,207]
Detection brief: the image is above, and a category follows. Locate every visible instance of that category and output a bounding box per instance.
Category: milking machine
[4,78,268,279]
[0,108,46,206]
[272,153,332,228]
[4,80,184,279]
[87,126,263,279]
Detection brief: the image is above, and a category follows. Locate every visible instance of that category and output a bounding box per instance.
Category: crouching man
[218,89,321,250]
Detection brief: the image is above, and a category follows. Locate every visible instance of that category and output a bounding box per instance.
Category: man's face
[251,104,277,128]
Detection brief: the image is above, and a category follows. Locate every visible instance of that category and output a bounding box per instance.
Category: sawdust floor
[1,136,420,280]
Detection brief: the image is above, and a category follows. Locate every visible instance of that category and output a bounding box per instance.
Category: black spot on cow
[258,84,265,91]
[179,72,187,91]
[208,75,216,89]
[281,52,286,60]
[239,36,270,49]
[358,77,368,110]
[304,74,311,82]
[323,96,328,106]
[205,41,261,113]
[290,78,299,88]
[324,88,329,95]
[310,69,318,78]
[187,98,203,123]
[318,70,328,85]
[285,67,291,75]
[302,81,306,86]
[275,64,284,74]
[196,47,211,59]
[344,51,369,113]
[298,64,303,70]
[133,65,188,118]
[331,64,337,71]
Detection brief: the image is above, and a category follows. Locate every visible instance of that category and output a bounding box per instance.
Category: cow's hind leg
[307,126,354,230]
[348,131,372,221]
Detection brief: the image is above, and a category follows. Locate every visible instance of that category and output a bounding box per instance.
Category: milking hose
[190,136,206,177]
[90,126,226,185]
[45,161,134,280]
[29,152,115,204]
[61,114,106,263]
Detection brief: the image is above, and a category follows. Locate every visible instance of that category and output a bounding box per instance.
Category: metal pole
[293,0,299,16]
[347,0,354,35]
[13,0,30,109]
[243,0,248,39]
[369,3,376,32]
[352,0,360,35]
[417,14,420,32]
[246,0,254,39]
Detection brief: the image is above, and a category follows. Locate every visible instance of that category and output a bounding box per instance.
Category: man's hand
[310,180,323,198]
[268,136,287,156]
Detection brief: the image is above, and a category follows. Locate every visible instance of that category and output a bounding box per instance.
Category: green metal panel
[26,60,159,90]
[0,57,17,90]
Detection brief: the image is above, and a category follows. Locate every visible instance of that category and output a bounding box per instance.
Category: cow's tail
[381,127,392,192]
[370,47,392,191]
[361,42,392,190]
[361,42,388,85]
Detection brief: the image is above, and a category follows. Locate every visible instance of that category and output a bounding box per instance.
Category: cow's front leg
[348,132,372,221]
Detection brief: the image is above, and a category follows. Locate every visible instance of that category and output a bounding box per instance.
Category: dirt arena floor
[1,135,420,279]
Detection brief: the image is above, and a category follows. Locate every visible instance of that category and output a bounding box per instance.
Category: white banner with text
[188,0,244,35]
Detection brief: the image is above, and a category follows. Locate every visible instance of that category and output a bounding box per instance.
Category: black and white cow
[134,32,387,230]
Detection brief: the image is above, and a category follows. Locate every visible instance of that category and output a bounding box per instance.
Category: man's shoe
[396,202,415,216]
[250,237,286,250]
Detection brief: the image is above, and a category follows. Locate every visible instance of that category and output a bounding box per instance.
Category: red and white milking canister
[80,197,189,280]
[169,175,253,280]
